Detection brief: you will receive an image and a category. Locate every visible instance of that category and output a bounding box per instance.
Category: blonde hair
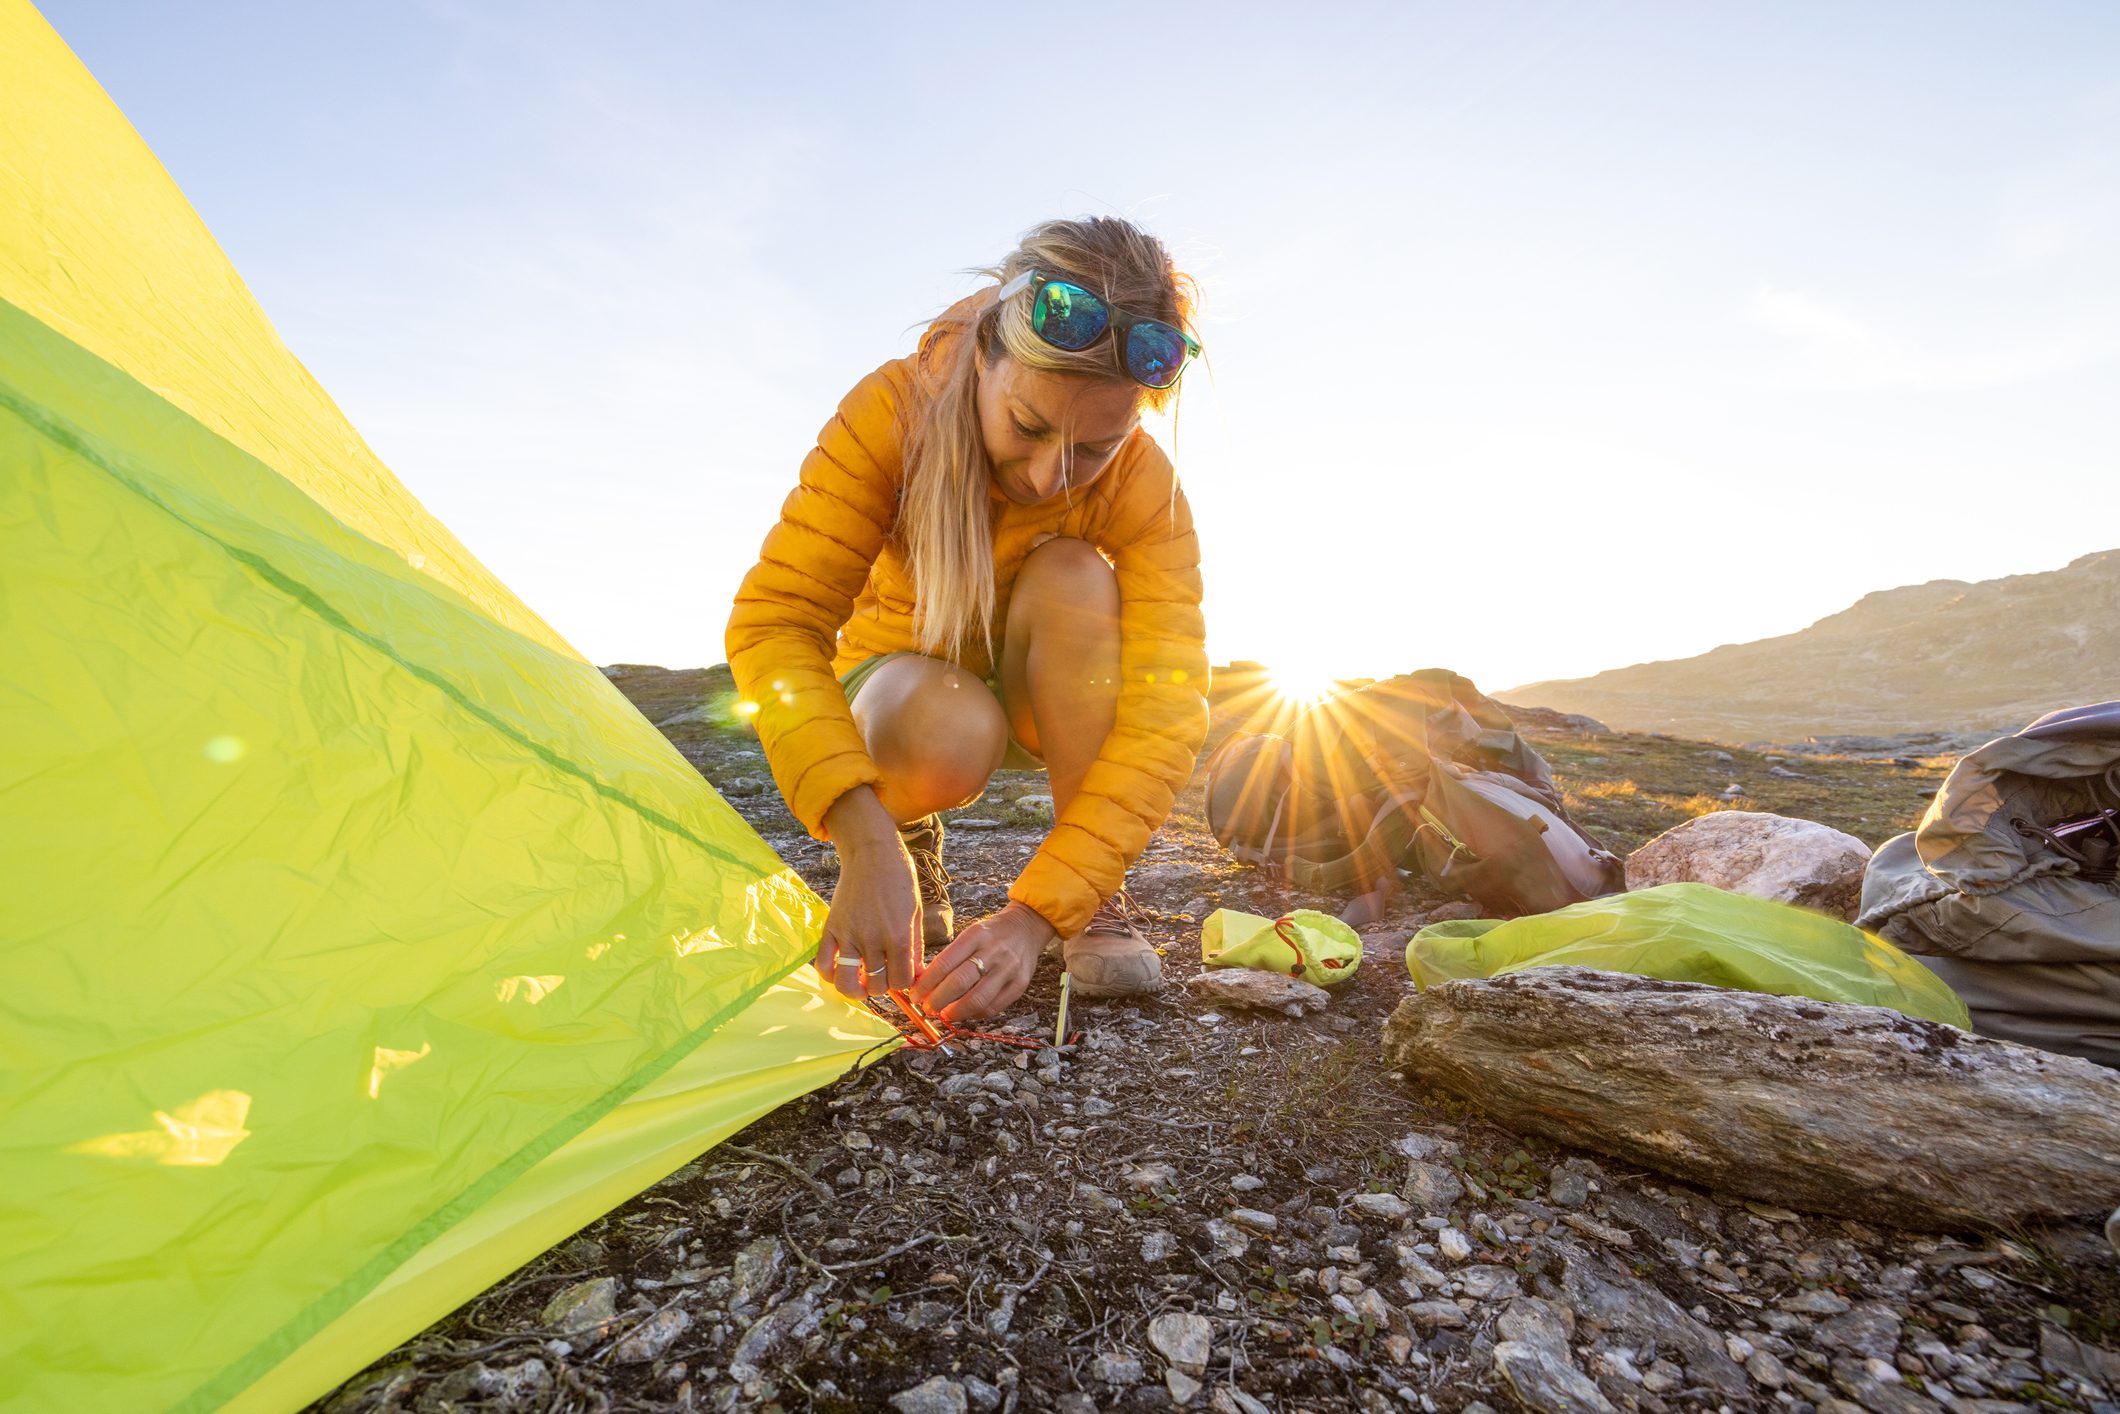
[900,217,1197,661]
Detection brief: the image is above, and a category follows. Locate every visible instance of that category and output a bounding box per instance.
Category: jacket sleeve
[1009,444,1211,936]
[725,364,905,839]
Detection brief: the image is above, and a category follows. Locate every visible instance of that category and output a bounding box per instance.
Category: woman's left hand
[910,902,1056,1022]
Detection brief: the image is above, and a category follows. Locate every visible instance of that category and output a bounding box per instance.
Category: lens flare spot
[585,940,610,960]
[733,700,760,719]
[367,1042,432,1099]
[204,735,246,763]
[407,552,427,570]
[68,1089,254,1167]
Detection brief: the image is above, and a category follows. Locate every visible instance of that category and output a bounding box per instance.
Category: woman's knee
[852,656,1008,815]
[1013,536,1119,621]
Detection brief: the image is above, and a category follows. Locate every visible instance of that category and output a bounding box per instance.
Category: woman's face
[975,354,1140,506]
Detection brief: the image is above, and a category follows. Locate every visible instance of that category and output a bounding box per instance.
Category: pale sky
[44,1,2120,692]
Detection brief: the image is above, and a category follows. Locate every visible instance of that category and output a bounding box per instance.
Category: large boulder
[1625,810,1870,919]
[1382,966,2120,1231]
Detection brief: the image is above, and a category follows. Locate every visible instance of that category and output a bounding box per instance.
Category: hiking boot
[1061,892,1163,998]
[900,814,954,947]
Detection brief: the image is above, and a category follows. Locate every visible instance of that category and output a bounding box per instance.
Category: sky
[43,1,2120,692]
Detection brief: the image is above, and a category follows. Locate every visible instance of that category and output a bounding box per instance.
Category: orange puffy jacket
[726,307,1209,938]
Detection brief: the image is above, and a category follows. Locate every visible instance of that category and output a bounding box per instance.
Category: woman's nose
[1024,448,1066,499]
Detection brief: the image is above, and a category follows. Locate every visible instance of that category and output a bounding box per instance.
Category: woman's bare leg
[999,537,1121,812]
[848,655,1010,822]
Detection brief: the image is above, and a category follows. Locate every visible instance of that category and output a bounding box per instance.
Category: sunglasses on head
[995,269,1200,390]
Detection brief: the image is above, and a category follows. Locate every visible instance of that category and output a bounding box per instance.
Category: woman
[726,217,1209,1023]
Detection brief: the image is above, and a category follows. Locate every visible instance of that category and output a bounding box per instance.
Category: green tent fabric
[0,5,897,1410]
[1405,883,1971,1028]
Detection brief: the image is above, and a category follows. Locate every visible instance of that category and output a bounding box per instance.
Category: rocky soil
[313,666,2120,1414]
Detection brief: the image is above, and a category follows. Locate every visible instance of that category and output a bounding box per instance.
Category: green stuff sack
[1405,883,1970,1027]
[1203,908,1362,986]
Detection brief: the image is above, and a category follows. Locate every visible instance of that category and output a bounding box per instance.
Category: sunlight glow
[68,1090,254,1167]
[1270,661,1340,706]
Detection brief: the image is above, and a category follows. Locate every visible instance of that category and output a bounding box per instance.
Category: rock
[890,1376,969,1414]
[963,1376,1002,1412]
[1458,1265,1520,1301]
[1783,1289,1852,1315]
[1015,794,1056,823]
[1381,967,2120,1230]
[1494,1340,1618,1414]
[1623,811,1872,919]
[1548,1170,1590,1208]
[613,1307,692,1364]
[1165,1369,1203,1406]
[1403,1160,1464,1213]
[1141,1229,1178,1263]
[2108,1206,2119,1259]
[1212,1389,1272,1414]
[731,1236,786,1308]
[1351,1286,1397,1330]
[540,1277,619,1335]
[1415,900,1485,926]
[1228,1208,1279,1234]
[1191,968,1332,1017]
[720,774,767,797]
[729,1290,821,1380]
[1127,1162,1177,1191]
[1748,1349,1790,1389]
[1204,1219,1250,1262]
[1148,1311,1214,1375]
[1405,1300,1468,1329]
[1394,1133,1460,1162]
[1351,1192,1411,1222]
[1054,1396,1097,1414]
[1555,1245,1750,1399]
[1230,1174,1265,1192]
[1820,1304,1904,1362]
[1437,1228,1472,1263]
[1497,1297,1573,1356]
[1089,1353,1144,1385]
[2040,1324,2120,1390]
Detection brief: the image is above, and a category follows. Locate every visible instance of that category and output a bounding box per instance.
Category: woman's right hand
[818,788,920,1000]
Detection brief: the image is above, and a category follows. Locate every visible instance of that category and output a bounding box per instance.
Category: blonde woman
[727,217,1209,1023]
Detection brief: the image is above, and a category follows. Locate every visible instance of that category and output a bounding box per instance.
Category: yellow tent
[0,4,896,1408]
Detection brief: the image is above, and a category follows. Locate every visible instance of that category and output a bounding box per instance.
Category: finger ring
[866,961,887,976]
[835,957,861,970]
[972,956,989,975]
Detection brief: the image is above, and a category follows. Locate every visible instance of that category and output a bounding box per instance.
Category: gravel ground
[312,668,2120,1414]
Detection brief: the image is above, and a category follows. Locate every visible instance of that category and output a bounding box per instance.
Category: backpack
[1204,669,1625,924]
[1857,700,2120,1068]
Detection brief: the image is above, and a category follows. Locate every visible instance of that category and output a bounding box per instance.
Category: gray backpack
[1858,701,2120,1068]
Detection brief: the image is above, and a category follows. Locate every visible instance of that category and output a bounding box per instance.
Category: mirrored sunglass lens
[1125,322,1189,388]
[1032,281,1108,350]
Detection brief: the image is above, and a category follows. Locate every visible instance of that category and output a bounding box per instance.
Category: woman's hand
[910,901,1057,1022]
[818,789,919,1000]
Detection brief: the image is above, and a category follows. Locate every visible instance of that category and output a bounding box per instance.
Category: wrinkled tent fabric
[0,6,898,1410]
[1405,883,1970,1028]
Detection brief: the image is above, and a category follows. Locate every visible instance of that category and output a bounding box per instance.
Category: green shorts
[839,651,1045,773]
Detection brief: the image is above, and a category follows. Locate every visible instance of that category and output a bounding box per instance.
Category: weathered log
[1382,966,2120,1231]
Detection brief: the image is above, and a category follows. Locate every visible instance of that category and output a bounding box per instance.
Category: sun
[1269,658,1341,706]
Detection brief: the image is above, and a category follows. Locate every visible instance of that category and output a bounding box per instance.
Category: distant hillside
[1507,550,2120,742]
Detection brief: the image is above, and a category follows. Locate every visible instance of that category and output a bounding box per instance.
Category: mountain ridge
[1507,549,2120,742]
